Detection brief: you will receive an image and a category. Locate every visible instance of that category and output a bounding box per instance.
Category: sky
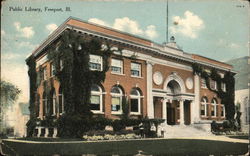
[1,0,249,103]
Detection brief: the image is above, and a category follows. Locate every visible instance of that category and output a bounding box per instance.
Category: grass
[2,138,248,156]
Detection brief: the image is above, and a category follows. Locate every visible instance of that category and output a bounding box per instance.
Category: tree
[0,80,21,134]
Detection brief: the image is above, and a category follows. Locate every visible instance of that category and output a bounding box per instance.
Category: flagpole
[166,0,169,43]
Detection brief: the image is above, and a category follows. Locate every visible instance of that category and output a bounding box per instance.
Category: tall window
[201,78,207,88]
[210,80,217,90]
[221,82,226,92]
[111,59,123,74]
[58,87,64,114]
[89,55,102,71]
[43,67,47,80]
[59,59,63,71]
[211,99,217,117]
[221,104,225,117]
[131,62,141,77]
[42,92,47,116]
[52,91,56,115]
[201,97,208,117]
[90,84,103,113]
[111,86,123,113]
[50,63,55,77]
[130,88,142,114]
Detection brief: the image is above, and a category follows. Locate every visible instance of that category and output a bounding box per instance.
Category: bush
[57,113,91,138]
[90,116,112,130]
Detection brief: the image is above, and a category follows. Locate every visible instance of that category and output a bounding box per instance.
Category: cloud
[218,39,241,49]
[145,25,158,39]
[14,22,34,38]
[46,23,58,34]
[1,62,29,103]
[229,43,240,49]
[1,30,6,36]
[170,11,204,39]
[88,17,158,39]
[2,52,22,60]
[88,18,109,27]
[16,41,38,50]
[113,17,144,35]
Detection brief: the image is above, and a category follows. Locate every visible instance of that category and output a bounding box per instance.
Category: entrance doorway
[167,100,180,125]
[184,100,191,125]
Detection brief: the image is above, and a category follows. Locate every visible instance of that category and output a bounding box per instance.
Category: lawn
[2,138,248,156]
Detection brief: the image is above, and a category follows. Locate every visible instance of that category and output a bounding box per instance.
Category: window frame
[201,97,208,117]
[211,99,217,117]
[130,88,142,115]
[43,67,48,80]
[90,85,103,113]
[221,104,225,118]
[58,89,64,115]
[131,62,142,77]
[111,86,123,114]
[111,58,123,75]
[52,91,56,116]
[210,80,217,90]
[89,54,103,71]
[201,78,207,89]
[50,63,56,77]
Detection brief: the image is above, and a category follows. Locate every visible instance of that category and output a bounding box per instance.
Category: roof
[28,17,233,71]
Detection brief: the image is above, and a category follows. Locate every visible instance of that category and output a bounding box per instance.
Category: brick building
[26,17,235,137]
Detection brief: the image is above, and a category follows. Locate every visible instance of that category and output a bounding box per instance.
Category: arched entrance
[166,80,181,125]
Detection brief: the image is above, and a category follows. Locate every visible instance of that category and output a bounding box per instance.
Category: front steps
[158,123,214,138]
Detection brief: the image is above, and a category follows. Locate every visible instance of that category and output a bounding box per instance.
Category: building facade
[27,17,235,136]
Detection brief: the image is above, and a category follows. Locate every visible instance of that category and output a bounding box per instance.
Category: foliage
[0,80,21,105]
[47,30,111,115]
[26,118,41,137]
[192,63,235,120]
[26,55,37,120]
[57,113,92,138]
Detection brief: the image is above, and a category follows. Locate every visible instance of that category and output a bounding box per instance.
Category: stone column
[147,61,154,118]
[162,98,167,123]
[179,100,184,125]
[37,127,41,137]
[193,74,200,123]
[44,127,49,137]
[53,128,58,138]
[190,100,194,124]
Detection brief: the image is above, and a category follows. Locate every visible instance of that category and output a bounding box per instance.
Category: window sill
[201,87,208,89]
[130,112,141,115]
[111,111,122,115]
[111,72,125,76]
[91,111,104,114]
[131,75,143,79]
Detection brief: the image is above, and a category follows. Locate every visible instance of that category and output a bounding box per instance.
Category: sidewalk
[2,135,249,144]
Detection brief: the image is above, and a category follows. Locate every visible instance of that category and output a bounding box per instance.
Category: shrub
[57,113,91,138]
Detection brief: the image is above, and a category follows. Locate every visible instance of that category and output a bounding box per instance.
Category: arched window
[221,104,225,117]
[111,86,123,113]
[90,84,103,113]
[211,98,218,117]
[130,88,142,114]
[52,90,56,115]
[42,92,47,116]
[201,97,208,117]
[58,87,64,114]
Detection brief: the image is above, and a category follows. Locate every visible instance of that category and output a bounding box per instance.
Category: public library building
[26,17,235,136]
